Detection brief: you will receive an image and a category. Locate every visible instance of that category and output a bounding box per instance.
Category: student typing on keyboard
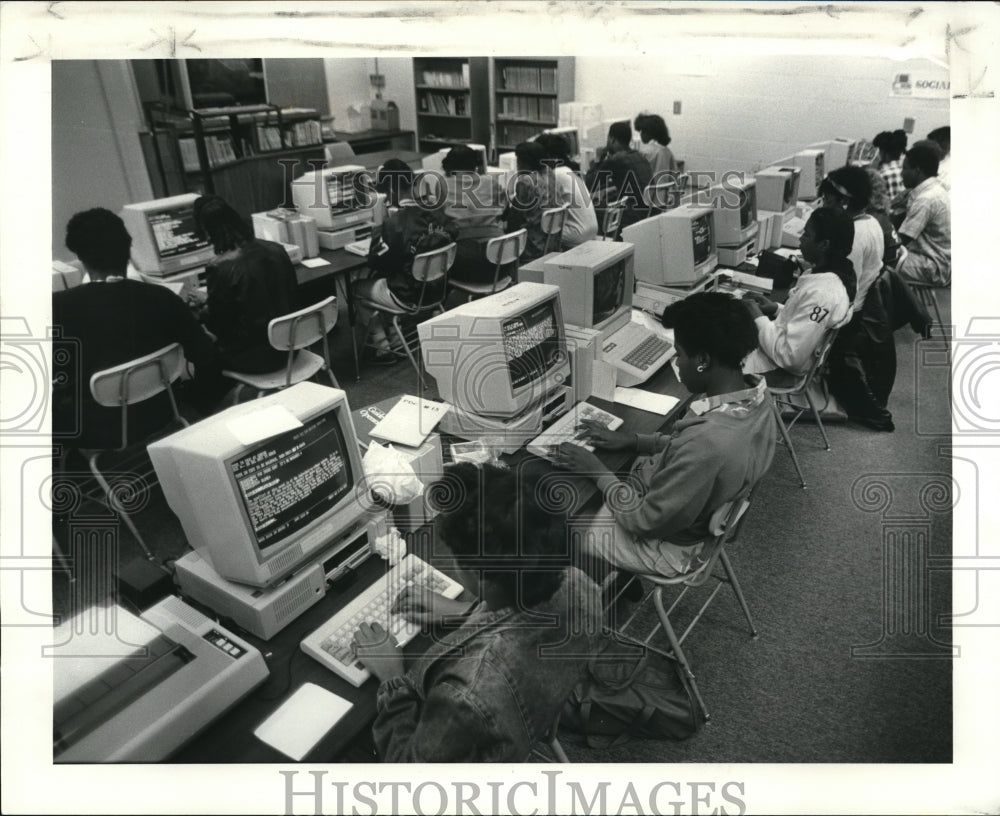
[352,463,602,762]
[551,293,777,580]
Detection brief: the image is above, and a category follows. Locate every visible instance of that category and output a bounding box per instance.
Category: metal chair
[222,296,339,400]
[906,279,946,332]
[604,493,757,723]
[540,205,569,255]
[529,710,571,763]
[600,200,627,242]
[642,177,680,219]
[448,229,526,301]
[81,343,190,560]
[766,327,840,489]
[357,242,457,391]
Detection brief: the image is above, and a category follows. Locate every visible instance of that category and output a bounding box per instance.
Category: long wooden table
[171,359,690,763]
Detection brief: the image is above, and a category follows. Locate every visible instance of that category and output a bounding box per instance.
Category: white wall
[323,57,416,134]
[574,55,950,179]
[52,60,152,261]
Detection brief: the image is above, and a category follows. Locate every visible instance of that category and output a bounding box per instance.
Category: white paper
[300,257,330,269]
[614,387,680,416]
[226,405,303,445]
[371,395,450,448]
[731,271,774,291]
[254,683,352,761]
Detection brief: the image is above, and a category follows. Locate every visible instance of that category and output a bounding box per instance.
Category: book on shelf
[500,64,558,94]
[420,69,466,88]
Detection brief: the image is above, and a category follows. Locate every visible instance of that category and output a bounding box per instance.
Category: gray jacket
[372,567,602,762]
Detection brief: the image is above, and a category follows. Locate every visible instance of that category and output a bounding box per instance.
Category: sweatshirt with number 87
[744,263,854,376]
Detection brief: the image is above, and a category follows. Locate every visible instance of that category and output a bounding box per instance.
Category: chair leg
[770,396,807,488]
[325,366,340,389]
[802,386,831,451]
[390,316,424,392]
[87,454,155,562]
[548,735,571,763]
[653,588,710,722]
[718,548,758,638]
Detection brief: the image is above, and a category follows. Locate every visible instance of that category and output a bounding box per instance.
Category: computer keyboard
[300,554,464,687]
[621,334,674,371]
[526,401,623,460]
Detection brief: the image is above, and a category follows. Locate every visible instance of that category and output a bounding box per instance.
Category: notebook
[254,683,352,761]
[344,237,372,257]
[370,395,450,448]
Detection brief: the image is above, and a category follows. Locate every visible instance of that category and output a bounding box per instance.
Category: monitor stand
[174,517,384,640]
[438,385,574,454]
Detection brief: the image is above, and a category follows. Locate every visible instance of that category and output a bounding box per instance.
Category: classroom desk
[331,129,416,154]
[170,361,690,763]
[350,149,427,171]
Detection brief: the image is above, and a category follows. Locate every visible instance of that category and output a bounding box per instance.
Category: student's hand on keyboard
[551,442,609,478]
[576,419,637,451]
[392,584,473,627]
[352,621,404,683]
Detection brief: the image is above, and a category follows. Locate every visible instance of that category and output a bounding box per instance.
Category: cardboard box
[370,99,399,131]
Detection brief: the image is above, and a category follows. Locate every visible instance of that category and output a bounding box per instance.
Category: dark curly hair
[640,114,671,147]
[661,291,759,369]
[65,208,132,274]
[534,132,578,171]
[819,164,873,210]
[905,144,941,178]
[442,144,484,174]
[193,195,252,254]
[872,129,908,161]
[431,463,568,608]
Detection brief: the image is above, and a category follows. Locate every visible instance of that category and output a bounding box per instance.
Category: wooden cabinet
[140,103,326,218]
[412,57,490,154]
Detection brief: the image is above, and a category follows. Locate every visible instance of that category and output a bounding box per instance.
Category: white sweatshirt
[849,214,885,313]
[745,271,852,376]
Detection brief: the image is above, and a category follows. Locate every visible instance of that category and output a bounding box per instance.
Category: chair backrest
[485,229,528,267]
[800,327,840,391]
[325,141,356,164]
[540,206,569,255]
[268,296,338,352]
[602,201,626,241]
[411,242,457,310]
[89,343,188,449]
[643,178,679,214]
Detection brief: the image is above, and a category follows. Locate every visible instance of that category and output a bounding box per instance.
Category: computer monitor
[709,176,758,247]
[290,164,373,230]
[621,204,718,287]
[807,138,856,172]
[793,148,826,200]
[418,282,570,419]
[119,193,216,276]
[542,241,635,337]
[542,126,581,159]
[755,166,802,214]
[148,382,370,588]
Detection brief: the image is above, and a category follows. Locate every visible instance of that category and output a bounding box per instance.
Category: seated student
[926,126,950,191]
[357,462,602,762]
[819,169,895,432]
[52,208,223,449]
[863,166,902,269]
[534,132,599,249]
[872,129,908,199]
[818,166,884,313]
[553,292,776,579]
[503,141,549,262]
[193,196,300,375]
[584,120,653,227]
[634,112,679,178]
[435,144,511,286]
[742,207,857,378]
[355,161,457,364]
[894,144,951,287]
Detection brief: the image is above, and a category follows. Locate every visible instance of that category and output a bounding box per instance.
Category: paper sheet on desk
[614,387,679,416]
[300,257,331,269]
[227,405,302,445]
[254,683,352,761]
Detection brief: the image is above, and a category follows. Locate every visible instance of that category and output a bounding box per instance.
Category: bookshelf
[491,58,575,154]
[412,57,490,154]
[141,103,326,218]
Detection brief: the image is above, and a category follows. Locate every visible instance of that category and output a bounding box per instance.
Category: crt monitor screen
[739,185,757,229]
[593,260,627,326]
[691,214,713,265]
[228,410,353,556]
[782,176,797,209]
[149,204,212,261]
[502,299,561,391]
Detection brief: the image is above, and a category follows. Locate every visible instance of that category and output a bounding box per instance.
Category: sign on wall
[890,71,951,99]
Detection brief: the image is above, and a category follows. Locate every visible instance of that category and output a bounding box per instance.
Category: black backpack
[560,632,701,748]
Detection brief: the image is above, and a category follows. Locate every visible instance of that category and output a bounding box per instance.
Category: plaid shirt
[879,158,905,199]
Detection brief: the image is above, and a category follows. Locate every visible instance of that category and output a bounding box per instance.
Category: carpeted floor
[52,288,954,764]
